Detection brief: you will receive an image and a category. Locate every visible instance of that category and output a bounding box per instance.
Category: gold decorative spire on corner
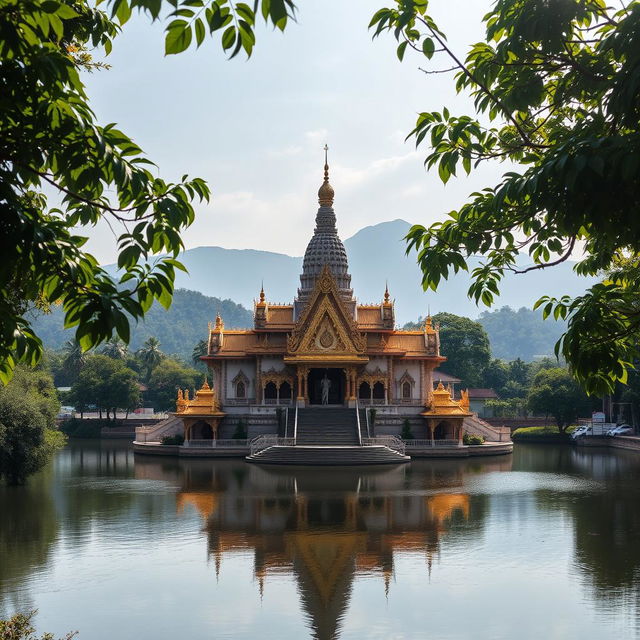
[383,282,391,305]
[214,313,224,331]
[318,143,335,207]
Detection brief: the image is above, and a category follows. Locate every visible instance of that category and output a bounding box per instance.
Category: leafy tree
[482,359,510,393]
[0,366,65,485]
[1,0,295,383]
[146,358,201,411]
[371,0,640,394]
[136,336,164,380]
[528,368,592,433]
[69,355,139,419]
[431,312,491,387]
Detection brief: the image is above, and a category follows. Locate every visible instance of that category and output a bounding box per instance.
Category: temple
[199,153,469,443]
[135,151,513,461]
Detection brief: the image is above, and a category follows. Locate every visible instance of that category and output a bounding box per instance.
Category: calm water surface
[1,441,640,639]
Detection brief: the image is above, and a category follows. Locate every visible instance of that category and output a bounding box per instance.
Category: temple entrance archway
[308,368,345,405]
[434,420,456,440]
[191,420,214,440]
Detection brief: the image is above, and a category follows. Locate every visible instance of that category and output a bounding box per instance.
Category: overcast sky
[82,0,500,264]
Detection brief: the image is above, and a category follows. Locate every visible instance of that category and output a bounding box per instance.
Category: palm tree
[62,339,86,382]
[192,339,208,366]
[100,337,128,360]
[137,337,164,380]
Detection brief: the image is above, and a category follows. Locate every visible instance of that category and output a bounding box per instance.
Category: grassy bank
[512,425,575,443]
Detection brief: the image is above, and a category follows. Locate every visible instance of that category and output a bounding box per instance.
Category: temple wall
[391,362,421,401]
[225,359,256,400]
[260,357,286,372]
[365,358,388,373]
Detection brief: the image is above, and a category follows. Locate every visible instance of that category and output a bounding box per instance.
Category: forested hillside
[477,307,566,361]
[31,289,253,361]
[405,305,565,363]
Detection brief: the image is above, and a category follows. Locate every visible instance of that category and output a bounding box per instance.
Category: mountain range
[143,219,596,325]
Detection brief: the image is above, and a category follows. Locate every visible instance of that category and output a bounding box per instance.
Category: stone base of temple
[246,444,410,465]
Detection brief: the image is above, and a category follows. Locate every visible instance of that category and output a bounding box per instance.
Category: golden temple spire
[214,312,224,331]
[258,282,266,305]
[318,143,335,207]
[383,282,391,305]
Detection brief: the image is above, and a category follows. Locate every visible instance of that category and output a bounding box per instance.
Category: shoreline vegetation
[511,426,576,443]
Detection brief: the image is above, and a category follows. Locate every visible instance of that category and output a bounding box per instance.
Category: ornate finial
[259,282,265,304]
[425,315,433,329]
[184,388,190,402]
[318,144,335,207]
[384,282,390,304]
[201,375,210,391]
[214,313,224,331]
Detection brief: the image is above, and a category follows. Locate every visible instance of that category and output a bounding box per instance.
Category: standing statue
[321,373,332,405]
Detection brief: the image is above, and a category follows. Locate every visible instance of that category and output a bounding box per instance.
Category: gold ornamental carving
[287,266,367,358]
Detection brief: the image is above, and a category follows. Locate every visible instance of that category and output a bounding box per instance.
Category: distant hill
[477,306,566,361]
[146,219,598,324]
[32,289,253,360]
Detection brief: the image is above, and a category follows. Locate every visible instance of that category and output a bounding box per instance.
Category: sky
[82,0,501,264]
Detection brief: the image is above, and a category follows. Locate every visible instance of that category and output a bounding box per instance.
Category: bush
[0,366,65,485]
[161,434,184,446]
[401,419,414,440]
[0,610,76,639]
[511,426,574,442]
[463,432,485,446]
[59,418,104,439]
[232,419,247,440]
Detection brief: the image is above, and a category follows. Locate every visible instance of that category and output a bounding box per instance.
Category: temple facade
[185,153,471,443]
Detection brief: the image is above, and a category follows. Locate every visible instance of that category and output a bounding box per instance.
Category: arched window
[264,381,277,400]
[358,382,371,399]
[280,381,292,400]
[402,381,411,399]
[373,381,385,400]
[236,381,246,398]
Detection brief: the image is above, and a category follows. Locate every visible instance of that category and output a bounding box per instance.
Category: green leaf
[165,20,192,54]
[422,37,435,59]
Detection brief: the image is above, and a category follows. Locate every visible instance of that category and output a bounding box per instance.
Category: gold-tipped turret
[318,144,335,207]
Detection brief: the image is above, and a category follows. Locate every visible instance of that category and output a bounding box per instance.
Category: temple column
[256,356,262,405]
[428,419,435,444]
[388,356,394,404]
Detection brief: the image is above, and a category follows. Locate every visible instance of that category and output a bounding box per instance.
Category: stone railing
[184,439,249,448]
[404,439,462,448]
[362,435,406,456]
[249,435,295,456]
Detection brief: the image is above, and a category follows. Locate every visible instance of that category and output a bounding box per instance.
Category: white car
[606,424,634,437]
[571,426,591,439]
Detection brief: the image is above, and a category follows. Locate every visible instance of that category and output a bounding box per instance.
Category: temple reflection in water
[138,458,506,639]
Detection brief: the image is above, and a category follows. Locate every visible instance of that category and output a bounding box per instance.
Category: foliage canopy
[371,0,640,394]
[1,0,294,383]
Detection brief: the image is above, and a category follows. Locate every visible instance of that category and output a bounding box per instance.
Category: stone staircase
[247,407,410,466]
[296,408,360,445]
[463,414,512,442]
[134,414,183,443]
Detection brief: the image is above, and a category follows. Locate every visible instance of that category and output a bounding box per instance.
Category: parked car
[606,424,634,437]
[571,425,591,440]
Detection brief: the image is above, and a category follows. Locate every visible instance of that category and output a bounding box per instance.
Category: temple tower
[295,147,355,319]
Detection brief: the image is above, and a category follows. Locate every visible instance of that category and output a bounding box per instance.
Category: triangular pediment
[287,267,366,357]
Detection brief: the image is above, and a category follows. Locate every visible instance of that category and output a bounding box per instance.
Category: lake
[1,441,639,640]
